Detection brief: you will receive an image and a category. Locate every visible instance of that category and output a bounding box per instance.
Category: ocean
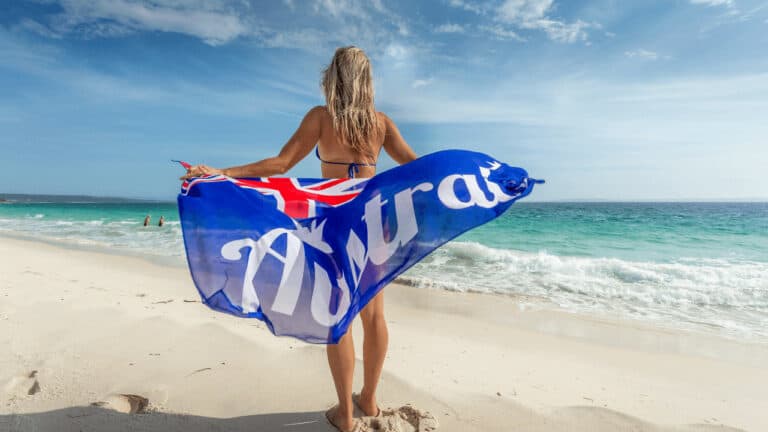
[1,195,766,342]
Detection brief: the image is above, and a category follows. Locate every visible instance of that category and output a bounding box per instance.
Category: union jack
[178,162,368,219]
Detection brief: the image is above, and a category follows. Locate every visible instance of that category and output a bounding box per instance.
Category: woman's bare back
[314,106,415,180]
[316,106,384,179]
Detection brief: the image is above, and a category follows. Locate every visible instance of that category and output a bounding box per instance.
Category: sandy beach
[1,236,766,432]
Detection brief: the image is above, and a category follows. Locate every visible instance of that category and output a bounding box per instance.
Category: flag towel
[177,150,542,343]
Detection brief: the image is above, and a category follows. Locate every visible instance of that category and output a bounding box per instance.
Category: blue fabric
[177,149,542,344]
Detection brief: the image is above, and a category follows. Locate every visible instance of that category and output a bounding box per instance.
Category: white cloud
[447,0,487,14]
[411,78,434,88]
[260,29,328,51]
[0,29,63,67]
[479,24,523,40]
[377,64,768,160]
[692,1,767,32]
[535,18,592,43]
[21,0,415,56]
[624,49,659,60]
[434,23,466,33]
[310,0,408,37]
[0,32,311,117]
[497,0,554,22]
[33,0,250,45]
[269,1,410,52]
[689,0,735,7]
[447,0,595,43]
[16,19,64,39]
[376,70,768,200]
[370,0,385,13]
[384,43,411,63]
[493,0,594,43]
[313,0,369,19]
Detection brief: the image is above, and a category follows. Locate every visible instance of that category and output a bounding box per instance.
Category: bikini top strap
[315,146,376,178]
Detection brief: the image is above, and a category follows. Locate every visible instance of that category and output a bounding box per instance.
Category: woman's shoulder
[304,106,331,126]
[309,105,329,116]
[375,110,394,122]
[376,111,395,130]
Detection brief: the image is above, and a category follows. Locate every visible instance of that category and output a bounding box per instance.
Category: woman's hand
[180,164,224,180]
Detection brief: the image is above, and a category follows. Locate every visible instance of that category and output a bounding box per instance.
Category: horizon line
[2,192,767,205]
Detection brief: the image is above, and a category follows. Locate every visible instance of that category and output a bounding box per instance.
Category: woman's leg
[358,291,388,416]
[326,329,356,431]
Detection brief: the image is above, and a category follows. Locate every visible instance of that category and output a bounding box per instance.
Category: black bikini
[315,146,376,178]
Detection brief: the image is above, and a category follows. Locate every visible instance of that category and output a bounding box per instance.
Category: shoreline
[0,231,188,268]
[2,230,765,347]
[1,236,767,431]
[3,192,767,204]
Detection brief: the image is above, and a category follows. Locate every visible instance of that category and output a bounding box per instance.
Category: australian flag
[178,150,542,343]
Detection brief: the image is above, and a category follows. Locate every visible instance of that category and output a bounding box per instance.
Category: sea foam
[402,241,768,341]
[2,202,766,341]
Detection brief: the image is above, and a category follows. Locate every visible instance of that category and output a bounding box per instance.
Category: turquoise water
[1,196,766,341]
[465,202,768,262]
[0,197,183,261]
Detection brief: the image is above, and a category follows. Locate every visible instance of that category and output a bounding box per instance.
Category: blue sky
[1,0,767,201]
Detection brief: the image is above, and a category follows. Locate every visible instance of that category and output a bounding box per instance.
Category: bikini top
[315,146,376,178]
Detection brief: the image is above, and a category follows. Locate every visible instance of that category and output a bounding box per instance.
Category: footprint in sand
[92,394,149,414]
[27,379,40,395]
[361,405,438,432]
[3,370,41,398]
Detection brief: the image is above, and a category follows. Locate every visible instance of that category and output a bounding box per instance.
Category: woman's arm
[381,113,417,165]
[181,107,323,180]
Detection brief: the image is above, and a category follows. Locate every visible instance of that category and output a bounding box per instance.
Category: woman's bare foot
[353,392,381,417]
[325,405,361,432]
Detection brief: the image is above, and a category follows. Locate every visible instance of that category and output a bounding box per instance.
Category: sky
[1,0,767,201]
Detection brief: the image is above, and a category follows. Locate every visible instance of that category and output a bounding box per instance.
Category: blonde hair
[321,46,380,160]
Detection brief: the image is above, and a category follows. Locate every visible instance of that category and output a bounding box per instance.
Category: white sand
[1,236,766,431]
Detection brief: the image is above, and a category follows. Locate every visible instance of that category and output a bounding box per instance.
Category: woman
[181,46,417,432]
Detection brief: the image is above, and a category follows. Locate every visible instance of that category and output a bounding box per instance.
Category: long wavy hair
[321,46,380,161]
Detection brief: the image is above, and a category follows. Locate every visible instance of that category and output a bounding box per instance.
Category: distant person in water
[158,216,165,227]
[143,215,150,227]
